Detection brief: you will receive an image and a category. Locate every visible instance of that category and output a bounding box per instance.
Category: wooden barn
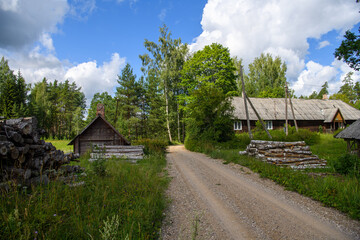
[335,119,360,157]
[68,104,130,155]
[232,97,360,133]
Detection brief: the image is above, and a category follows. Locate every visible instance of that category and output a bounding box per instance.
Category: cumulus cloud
[0,0,68,49]
[65,53,126,104]
[291,61,337,96]
[3,48,126,107]
[191,0,359,91]
[291,59,360,97]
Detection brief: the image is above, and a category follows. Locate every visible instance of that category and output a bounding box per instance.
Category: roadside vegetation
[185,132,360,220]
[0,139,169,239]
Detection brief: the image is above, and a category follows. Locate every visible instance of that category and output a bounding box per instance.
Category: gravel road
[161,145,360,240]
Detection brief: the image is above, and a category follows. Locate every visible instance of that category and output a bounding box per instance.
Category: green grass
[310,133,347,164]
[0,151,169,239]
[45,139,73,153]
[186,135,360,220]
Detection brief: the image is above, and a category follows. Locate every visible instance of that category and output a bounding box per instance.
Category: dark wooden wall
[74,118,128,155]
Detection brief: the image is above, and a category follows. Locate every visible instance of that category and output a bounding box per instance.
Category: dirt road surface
[161,145,360,240]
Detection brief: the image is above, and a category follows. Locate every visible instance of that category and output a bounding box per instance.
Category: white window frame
[265,120,273,130]
[234,121,242,130]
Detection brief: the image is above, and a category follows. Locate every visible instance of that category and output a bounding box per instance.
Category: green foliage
[253,125,320,145]
[334,28,360,71]
[116,63,143,140]
[333,154,360,176]
[182,43,237,143]
[133,138,169,155]
[86,92,116,125]
[29,78,86,139]
[141,24,188,142]
[244,53,287,98]
[91,158,107,177]
[181,43,237,95]
[185,84,235,142]
[0,151,169,239]
[0,57,29,118]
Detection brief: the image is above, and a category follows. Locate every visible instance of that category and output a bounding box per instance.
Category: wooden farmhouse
[232,97,360,133]
[335,119,360,157]
[68,105,130,155]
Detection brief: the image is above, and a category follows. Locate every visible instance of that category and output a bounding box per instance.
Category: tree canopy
[244,53,287,98]
[334,28,360,71]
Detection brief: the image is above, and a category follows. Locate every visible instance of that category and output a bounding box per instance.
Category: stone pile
[241,140,326,169]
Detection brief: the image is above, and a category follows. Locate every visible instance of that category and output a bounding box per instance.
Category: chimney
[322,94,328,100]
[96,104,105,118]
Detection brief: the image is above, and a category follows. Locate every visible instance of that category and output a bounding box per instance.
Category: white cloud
[65,53,126,105]
[0,0,68,49]
[317,40,330,49]
[191,0,359,89]
[40,33,55,52]
[158,8,167,21]
[291,61,337,97]
[291,59,360,97]
[3,48,126,107]
[0,0,19,12]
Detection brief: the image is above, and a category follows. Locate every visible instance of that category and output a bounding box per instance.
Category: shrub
[133,138,168,154]
[333,153,360,176]
[251,126,320,145]
[91,158,107,177]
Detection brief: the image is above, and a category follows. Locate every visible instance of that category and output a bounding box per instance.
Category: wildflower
[53,214,57,217]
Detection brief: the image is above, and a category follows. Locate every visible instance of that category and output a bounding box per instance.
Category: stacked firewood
[90,145,144,163]
[0,117,80,188]
[242,140,326,169]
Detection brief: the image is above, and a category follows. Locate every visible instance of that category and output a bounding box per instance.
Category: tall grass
[186,137,360,220]
[0,149,169,239]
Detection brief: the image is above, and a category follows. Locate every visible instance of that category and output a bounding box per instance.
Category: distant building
[232,97,360,133]
[335,118,360,157]
[68,104,130,155]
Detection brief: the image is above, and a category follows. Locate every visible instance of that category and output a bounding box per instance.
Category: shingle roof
[334,119,360,140]
[232,97,360,122]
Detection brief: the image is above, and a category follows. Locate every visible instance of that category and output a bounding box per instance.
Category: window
[234,121,242,130]
[265,121,273,130]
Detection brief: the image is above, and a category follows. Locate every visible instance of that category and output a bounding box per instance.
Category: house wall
[76,118,127,155]
[234,119,329,133]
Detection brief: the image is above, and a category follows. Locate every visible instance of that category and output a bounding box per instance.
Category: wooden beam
[285,82,288,136]
[240,66,253,139]
[288,87,298,132]
[245,94,272,139]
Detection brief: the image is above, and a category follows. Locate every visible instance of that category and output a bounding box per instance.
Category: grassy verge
[45,139,73,153]
[0,143,169,239]
[186,137,360,220]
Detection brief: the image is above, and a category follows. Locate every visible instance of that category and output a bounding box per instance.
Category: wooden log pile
[242,140,326,169]
[0,117,80,188]
[90,145,144,163]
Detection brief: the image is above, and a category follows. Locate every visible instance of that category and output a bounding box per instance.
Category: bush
[91,158,107,177]
[333,153,360,176]
[133,138,169,154]
[252,125,320,145]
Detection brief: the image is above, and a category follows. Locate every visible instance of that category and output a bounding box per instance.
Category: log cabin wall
[69,116,130,155]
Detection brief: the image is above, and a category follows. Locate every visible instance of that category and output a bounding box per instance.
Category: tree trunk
[165,82,172,142]
[177,102,181,143]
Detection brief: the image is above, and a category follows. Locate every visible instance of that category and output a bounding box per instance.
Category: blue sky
[0,0,359,107]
